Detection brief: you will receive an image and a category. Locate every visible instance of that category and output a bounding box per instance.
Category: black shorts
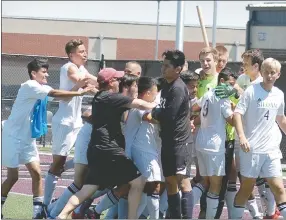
[161,142,192,177]
[85,148,141,189]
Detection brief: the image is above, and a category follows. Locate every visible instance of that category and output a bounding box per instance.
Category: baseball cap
[97,68,124,83]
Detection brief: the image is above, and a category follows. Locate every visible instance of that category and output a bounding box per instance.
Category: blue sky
[1,1,282,28]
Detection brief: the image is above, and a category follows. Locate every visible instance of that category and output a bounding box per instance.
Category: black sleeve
[160,87,184,120]
[108,93,134,109]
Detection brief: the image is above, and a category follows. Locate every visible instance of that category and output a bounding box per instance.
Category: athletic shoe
[71,211,84,219]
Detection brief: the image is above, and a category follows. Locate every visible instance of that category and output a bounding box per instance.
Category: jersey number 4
[202,100,209,117]
[264,110,269,120]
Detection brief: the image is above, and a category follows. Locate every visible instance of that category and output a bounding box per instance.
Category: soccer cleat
[71,211,85,219]
[263,212,280,219]
[85,208,101,219]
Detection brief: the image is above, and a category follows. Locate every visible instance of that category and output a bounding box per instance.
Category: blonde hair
[261,58,281,73]
[215,45,228,56]
[199,47,219,62]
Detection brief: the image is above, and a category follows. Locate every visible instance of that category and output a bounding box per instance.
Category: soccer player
[232,58,286,219]
[216,49,276,218]
[192,68,234,219]
[195,46,220,218]
[179,71,200,182]
[215,45,229,74]
[151,50,194,219]
[1,58,92,219]
[124,61,142,76]
[126,76,163,219]
[43,39,98,207]
[57,68,157,219]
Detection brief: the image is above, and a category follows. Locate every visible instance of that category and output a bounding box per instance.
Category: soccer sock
[50,182,80,218]
[95,189,119,214]
[136,193,147,218]
[147,193,160,219]
[139,206,149,219]
[33,196,44,218]
[43,172,58,205]
[167,192,181,219]
[91,189,109,199]
[206,192,219,219]
[118,198,129,219]
[1,196,7,209]
[159,189,168,215]
[63,159,74,171]
[256,178,268,214]
[181,191,194,219]
[231,205,245,219]
[105,203,118,219]
[246,198,261,218]
[192,183,205,205]
[265,182,276,216]
[277,202,286,218]
[225,182,237,218]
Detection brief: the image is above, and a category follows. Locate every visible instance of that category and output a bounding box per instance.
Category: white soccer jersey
[234,83,284,154]
[195,89,233,154]
[3,80,53,143]
[52,62,87,128]
[125,108,160,157]
[236,74,263,91]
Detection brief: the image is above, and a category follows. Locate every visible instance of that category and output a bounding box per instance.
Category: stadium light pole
[175,1,185,51]
[212,0,218,47]
[155,0,161,60]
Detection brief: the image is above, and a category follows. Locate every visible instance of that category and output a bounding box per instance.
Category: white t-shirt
[195,89,233,154]
[3,80,53,143]
[236,74,263,91]
[234,83,284,154]
[52,62,87,128]
[125,108,161,157]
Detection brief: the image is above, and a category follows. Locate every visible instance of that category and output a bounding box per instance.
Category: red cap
[97,68,124,83]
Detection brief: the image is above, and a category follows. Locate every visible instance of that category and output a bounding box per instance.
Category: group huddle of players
[2,39,286,220]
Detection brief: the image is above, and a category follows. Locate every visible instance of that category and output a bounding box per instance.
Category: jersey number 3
[264,110,269,120]
[202,100,209,117]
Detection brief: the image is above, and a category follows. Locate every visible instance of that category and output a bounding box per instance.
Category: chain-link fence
[2,54,286,162]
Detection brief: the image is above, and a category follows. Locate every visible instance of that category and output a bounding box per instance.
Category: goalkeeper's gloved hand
[215,83,239,99]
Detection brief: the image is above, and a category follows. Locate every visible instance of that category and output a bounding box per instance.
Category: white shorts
[131,148,164,182]
[234,140,240,172]
[239,149,283,178]
[196,151,225,177]
[2,132,39,168]
[74,123,92,165]
[186,142,195,176]
[52,123,81,156]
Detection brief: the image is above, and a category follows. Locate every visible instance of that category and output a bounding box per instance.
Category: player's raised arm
[123,98,157,111]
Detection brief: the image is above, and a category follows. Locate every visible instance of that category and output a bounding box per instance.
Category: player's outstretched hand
[214,83,237,99]
[76,77,89,89]
[190,120,195,132]
[239,136,250,153]
[81,86,97,95]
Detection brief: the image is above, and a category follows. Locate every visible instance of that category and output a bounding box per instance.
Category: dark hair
[65,39,84,55]
[119,73,139,93]
[156,77,166,92]
[162,50,185,69]
[241,49,264,70]
[138,76,158,95]
[27,58,49,79]
[230,71,239,80]
[180,70,199,84]
[218,67,233,84]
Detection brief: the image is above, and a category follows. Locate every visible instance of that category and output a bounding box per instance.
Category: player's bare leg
[1,167,19,217]
[26,161,45,218]
[48,163,88,218]
[44,155,67,205]
[265,177,286,218]
[232,176,256,219]
[58,185,99,219]
[128,175,146,219]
